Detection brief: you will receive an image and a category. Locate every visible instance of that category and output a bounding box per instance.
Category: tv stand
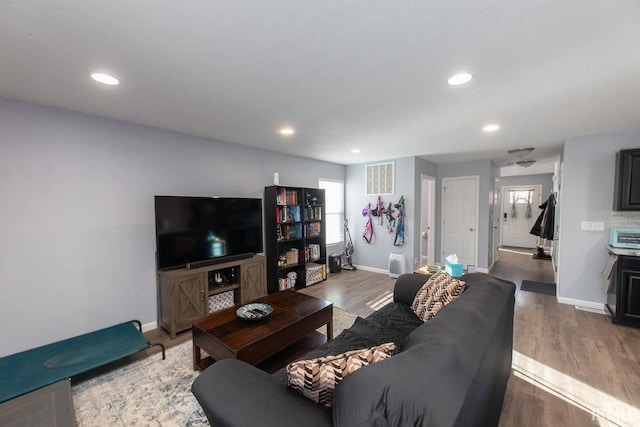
[157,254,266,338]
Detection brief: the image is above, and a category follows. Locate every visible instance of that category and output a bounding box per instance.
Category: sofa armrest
[393,273,429,305]
[191,359,331,427]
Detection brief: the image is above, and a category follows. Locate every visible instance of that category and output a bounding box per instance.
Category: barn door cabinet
[157,255,267,338]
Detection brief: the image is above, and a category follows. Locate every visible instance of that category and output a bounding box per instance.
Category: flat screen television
[154,196,263,270]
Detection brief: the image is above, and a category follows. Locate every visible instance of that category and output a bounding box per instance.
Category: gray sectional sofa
[191,272,516,426]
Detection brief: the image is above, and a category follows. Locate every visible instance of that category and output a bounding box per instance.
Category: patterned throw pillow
[286,342,396,407]
[411,271,465,322]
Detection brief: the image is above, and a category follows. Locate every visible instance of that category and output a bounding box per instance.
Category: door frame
[500,184,542,248]
[420,174,436,266]
[441,175,479,268]
[491,177,501,268]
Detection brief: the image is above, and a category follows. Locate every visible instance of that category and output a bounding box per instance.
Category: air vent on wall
[365,162,394,195]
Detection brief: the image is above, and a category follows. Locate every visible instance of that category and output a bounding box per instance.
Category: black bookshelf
[264,185,327,293]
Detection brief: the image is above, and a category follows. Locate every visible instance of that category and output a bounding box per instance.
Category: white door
[442,176,479,268]
[501,185,541,248]
[420,175,436,266]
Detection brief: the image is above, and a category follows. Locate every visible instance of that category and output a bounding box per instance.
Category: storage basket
[306,263,324,286]
[208,290,234,313]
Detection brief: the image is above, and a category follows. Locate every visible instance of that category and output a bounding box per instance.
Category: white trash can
[388,253,406,278]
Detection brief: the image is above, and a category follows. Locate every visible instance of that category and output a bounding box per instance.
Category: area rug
[520,280,556,296]
[72,307,357,426]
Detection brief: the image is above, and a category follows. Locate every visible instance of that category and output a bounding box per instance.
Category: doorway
[441,176,479,268]
[490,177,501,268]
[501,185,542,248]
[420,175,436,266]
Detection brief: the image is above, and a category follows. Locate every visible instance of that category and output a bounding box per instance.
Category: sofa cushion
[332,275,516,427]
[272,326,379,383]
[273,302,422,383]
[286,342,396,407]
[411,272,465,322]
[351,304,423,346]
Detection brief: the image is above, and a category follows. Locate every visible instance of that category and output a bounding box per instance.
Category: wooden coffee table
[192,290,333,371]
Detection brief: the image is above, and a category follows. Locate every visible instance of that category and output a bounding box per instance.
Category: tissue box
[445,261,464,278]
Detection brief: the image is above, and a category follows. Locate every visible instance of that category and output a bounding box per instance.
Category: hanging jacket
[530,193,555,239]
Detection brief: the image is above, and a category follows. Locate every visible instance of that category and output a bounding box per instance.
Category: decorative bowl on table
[236,303,273,321]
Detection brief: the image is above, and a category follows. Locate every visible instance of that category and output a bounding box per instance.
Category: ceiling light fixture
[483,124,500,132]
[516,160,537,168]
[279,127,295,136]
[448,73,473,86]
[507,147,535,158]
[351,149,361,154]
[91,73,119,86]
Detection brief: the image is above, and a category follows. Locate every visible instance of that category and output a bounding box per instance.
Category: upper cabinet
[614,149,640,211]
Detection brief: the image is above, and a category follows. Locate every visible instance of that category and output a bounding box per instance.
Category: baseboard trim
[354,264,490,276]
[556,297,607,315]
[353,265,389,275]
[141,321,157,332]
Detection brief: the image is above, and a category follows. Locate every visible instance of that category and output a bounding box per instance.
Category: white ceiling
[2,1,640,168]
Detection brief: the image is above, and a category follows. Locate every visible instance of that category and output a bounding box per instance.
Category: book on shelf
[277,223,302,241]
[305,244,321,261]
[278,277,295,291]
[304,206,322,221]
[277,205,300,223]
[278,248,299,267]
[276,187,298,205]
[304,222,322,237]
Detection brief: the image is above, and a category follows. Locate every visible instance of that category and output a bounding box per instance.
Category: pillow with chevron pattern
[286,342,396,407]
[411,271,465,322]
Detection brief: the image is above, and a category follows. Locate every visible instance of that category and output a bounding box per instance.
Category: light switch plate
[580,221,604,231]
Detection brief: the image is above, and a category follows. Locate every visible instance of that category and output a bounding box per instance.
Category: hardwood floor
[494,248,640,427]
[146,249,640,426]
[299,269,396,317]
[306,250,640,426]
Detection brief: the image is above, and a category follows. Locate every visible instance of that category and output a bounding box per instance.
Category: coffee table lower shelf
[195,331,327,373]
[192,290,333,372]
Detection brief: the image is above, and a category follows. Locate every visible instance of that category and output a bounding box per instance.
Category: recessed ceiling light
[448,73,473,86]
[351,149,361,154]
[91,73,119,86]
[483,124,500,132]
[279,127,295,136]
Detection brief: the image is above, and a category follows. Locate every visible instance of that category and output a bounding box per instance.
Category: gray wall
[345,157,417,273]
[499,174,554,200]
[0,97,345,356]
[557,127,640,307]
[436,159,496,269]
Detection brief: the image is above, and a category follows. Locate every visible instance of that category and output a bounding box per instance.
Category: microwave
[610,228,640,249]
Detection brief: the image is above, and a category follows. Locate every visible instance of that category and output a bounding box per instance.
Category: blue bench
[0,320,165,403]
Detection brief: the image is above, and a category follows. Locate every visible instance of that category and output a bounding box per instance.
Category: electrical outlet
[580,221,604,231]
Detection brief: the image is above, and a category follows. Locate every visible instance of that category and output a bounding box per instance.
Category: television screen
[154,196,263,270]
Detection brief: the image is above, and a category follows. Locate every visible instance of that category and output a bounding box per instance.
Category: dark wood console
[607,253,640,328]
